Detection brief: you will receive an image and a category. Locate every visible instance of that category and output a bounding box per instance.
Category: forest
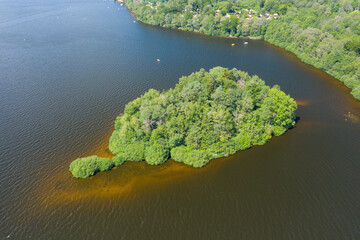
[70,67,297,178]
[125,0,360,100]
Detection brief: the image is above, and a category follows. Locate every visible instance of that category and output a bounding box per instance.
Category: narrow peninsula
[70,67,297,178]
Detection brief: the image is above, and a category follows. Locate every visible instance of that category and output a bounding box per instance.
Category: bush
[168,134,185,148]
[112,154,125,166]
[344,40,360,54]
[145,144,169,165]
[183,149,211,168]
[171,146,210,167]
[231,133,252,151]
[97,158,114,171]
[170,146,187,163]
[123,142,145,161]
[351,86,360,100]
[108,131,122,155]
[272,126,287,136]
[69,155,114,178]
[207,141,236,159]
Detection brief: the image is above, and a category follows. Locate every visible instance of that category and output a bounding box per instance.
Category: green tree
[145,144,169,165]
[69,156,114,178]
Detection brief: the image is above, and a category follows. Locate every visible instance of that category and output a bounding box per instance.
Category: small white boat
[244,42,248,44]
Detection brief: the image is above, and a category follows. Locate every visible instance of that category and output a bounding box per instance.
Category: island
[70,67,297,178]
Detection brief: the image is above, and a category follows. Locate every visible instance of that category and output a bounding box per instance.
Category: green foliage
[112,155,125,166]
[69,155,114,178]
[233,133,252,150]
[71,68,297,178]
[351,86,360,100]
[98,158,114,171]
[272,126,286,136]
[126,0,271,38]
[264,8,360,102]
[109,67,297,168]
[125,0,360,102]
[145,144,169,165]
[170,146,211,168]
[344,40,360,54]
[264,0,280,13]
[123,142,145,161]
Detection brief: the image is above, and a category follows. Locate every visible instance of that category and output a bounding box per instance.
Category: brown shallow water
[1,0,360,239]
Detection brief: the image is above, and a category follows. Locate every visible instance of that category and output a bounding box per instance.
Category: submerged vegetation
[125,0,360,101]
[70,67,297,178]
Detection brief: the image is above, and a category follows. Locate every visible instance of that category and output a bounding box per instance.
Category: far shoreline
[115,0,359,102]
[116,0,264,41]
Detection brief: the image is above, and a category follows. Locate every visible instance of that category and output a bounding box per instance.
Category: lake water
[1,0,359,239]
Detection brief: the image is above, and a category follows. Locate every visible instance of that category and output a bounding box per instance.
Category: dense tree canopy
[109,67,297,168]
[69,67,297,178]
[264,6,360,101]
[125,0,360,100]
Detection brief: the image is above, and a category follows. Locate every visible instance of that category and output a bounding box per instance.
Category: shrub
[112,154,125,166]
[272,126,287,136]
[123,142,145,161]
[344,40,360,54]
[69,155,114,178]
[170,146,187,163]
[183,149,211,168]
[97,158,114,171]
[145,144,169,165]
[233,133,252,151]
[171,146,210,167]
[351,86,360,100]
[207,141,236,159]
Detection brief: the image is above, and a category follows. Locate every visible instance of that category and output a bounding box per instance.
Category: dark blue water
[1,0,359,239]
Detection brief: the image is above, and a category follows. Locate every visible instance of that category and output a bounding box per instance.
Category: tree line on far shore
[126,0,360,100]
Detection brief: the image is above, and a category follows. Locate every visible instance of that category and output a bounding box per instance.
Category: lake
[0,0,359,239]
